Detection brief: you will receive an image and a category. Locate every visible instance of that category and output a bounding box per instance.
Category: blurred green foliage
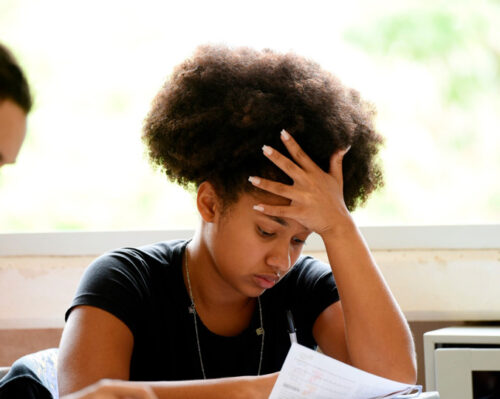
[344,2,499,106]
[345,9,466,60]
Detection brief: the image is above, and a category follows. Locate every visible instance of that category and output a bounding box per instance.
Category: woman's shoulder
[276,255,336,293]
[66,240,189,328]
[78,239,188,291]
[93,239,187,271]
[289,255,332,278]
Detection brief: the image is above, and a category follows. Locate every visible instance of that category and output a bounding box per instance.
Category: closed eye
[257,226,275,237]
[292,237,306,245]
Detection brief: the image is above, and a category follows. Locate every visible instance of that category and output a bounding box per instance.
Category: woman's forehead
[244,190,291,206]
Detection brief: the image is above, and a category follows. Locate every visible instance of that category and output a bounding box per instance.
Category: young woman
[58,45,417,399]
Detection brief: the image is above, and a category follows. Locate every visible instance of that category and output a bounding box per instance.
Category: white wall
[1,226,499,329]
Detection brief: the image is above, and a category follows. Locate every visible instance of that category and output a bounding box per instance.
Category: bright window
[1,0,499,232]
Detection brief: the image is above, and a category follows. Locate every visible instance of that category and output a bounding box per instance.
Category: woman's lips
[254,274,279,289]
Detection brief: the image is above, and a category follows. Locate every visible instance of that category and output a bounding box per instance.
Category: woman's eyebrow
[263,214,312,235]
[265,214,288,227]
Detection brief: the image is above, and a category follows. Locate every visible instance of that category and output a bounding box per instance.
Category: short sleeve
[287,256,339,332]
[65,248,153,336]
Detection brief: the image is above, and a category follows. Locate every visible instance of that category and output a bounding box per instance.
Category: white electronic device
[424,326,500,399]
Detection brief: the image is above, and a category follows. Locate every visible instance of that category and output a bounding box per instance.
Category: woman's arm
[58,306,277,399]
[250,130,417,383]
[61,374,277,399]
[58,306,134,394]
[61,379,158,399]
[313,222,417,383]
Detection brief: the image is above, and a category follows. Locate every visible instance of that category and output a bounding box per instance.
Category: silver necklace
[184,251,265,379]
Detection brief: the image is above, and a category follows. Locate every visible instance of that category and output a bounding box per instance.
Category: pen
[286,309,298,345]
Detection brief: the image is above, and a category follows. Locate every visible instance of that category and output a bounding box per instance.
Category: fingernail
[248,176,261,185]
[253,205,265,212]
[344,145,352,154]
[262,145,273,156]
[281,129,290,141]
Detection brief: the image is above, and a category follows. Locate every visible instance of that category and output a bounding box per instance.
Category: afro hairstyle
[143,44,384,211]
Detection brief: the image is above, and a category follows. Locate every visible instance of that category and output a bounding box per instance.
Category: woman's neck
[184,233,256,336]
[185,233,251,310]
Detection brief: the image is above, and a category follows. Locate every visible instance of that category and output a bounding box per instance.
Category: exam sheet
[269,343,421,399]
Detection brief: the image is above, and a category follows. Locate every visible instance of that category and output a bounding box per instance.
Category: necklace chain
[184,250,265,379]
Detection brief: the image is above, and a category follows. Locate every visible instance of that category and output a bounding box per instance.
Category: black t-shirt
[66,240,339,381]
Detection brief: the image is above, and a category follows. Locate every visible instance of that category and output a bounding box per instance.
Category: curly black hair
[143,45,384,211]
[0,43,32,113]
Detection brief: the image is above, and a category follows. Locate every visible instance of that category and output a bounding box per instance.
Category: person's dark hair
[0,43,32,113]
[143,45,384,211]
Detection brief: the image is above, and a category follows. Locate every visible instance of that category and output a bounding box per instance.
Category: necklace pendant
[256,327,264,336]
[188,304,196,314]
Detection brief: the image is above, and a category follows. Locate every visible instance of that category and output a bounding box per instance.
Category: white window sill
[1,225,499,256]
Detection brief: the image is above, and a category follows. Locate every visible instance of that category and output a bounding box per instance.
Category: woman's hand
[60,379,158,399]
[249,129,351,237]
[60,373,279,399]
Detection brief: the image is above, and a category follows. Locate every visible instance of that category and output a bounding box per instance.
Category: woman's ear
[196,181,222,223]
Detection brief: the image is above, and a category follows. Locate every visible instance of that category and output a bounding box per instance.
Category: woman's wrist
[319,213,358,243]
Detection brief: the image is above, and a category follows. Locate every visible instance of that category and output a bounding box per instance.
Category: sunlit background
[1,0,499,232]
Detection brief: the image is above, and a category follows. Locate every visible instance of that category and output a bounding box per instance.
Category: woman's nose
[266,243,292,273]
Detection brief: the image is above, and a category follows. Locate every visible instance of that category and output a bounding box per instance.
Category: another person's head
[143,45,384,213]
[0,43,32,168]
